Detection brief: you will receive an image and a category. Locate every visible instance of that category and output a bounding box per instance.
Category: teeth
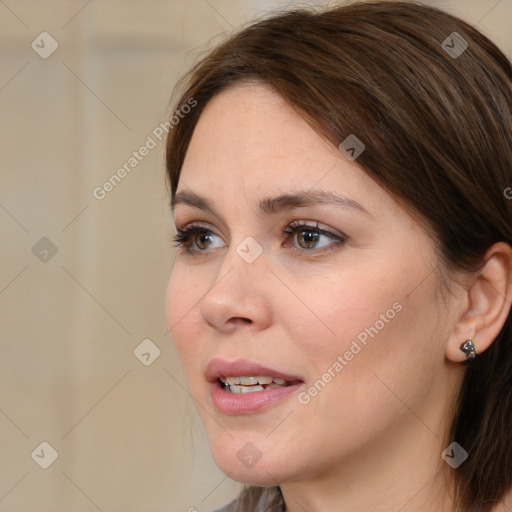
[220,376,287,384]
[239,376,259,385]
[240,385,264,393]
[220,375,292,393]
[227,384,265,394]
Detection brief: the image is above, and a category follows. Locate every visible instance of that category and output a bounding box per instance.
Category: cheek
[289,268,405,364]
[165,266,205,367]
[293,264,442,407]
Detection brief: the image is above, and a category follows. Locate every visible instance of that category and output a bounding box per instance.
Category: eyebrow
[171,189,371,217]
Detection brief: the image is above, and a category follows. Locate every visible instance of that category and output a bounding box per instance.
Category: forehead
[175,83,419,233]
[179,84,371,199]
[185,85,328,173]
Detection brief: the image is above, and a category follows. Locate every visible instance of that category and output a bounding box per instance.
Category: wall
[0,0,510,510]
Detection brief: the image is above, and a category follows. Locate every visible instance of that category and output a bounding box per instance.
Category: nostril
[228,317,252,325]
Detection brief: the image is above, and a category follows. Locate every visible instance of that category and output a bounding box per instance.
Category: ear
[446,242,512,363]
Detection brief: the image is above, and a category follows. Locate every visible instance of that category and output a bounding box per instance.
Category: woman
[165,1,512,510]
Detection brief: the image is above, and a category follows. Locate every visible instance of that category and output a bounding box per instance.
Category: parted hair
[165,1,512,509]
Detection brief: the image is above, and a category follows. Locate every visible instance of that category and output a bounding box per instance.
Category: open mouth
[219,375,300,394]
[207,360,304,414]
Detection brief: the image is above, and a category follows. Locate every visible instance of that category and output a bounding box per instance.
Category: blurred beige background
[0,0,510,510]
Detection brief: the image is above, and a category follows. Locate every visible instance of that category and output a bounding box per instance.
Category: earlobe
[446,242,512,363]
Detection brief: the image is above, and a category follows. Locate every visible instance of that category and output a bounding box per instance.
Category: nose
[199,243,273,335]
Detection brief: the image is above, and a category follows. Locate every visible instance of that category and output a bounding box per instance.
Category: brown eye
[172,224,225,253]
[195,232,214,250]
[283,221,346,253]
[297,229,320,249]
[284,221,346,253]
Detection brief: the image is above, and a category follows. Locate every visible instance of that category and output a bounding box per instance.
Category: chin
[208,436,287,486]
[215,459,283,487]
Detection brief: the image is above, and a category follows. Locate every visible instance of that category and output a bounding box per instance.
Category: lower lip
[210,381,303,415]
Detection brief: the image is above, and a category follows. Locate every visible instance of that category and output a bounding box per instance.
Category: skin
[166,83,512,511]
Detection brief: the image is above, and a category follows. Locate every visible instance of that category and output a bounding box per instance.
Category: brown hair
[165,1,512,509]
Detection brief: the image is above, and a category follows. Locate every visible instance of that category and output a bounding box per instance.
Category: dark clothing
[212,487,284,512]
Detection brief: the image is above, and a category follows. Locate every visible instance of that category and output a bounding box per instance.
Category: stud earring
[460,339,477,360]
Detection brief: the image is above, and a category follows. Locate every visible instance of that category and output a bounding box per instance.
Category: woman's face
[166,84,462,487]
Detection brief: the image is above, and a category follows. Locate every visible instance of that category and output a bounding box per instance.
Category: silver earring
[460,339,477,360]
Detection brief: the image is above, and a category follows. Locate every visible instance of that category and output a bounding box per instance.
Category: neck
[281,422,454,512]
[280,366,461,512]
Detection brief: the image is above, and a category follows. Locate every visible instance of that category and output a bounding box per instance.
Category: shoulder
[210,486,283,512]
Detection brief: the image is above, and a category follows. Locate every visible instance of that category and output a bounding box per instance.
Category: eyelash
[172,220,346,256]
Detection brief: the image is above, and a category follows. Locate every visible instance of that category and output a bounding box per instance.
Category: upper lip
[206,358,304,384]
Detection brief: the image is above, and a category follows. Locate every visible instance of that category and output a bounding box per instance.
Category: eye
[172,220,346,255]
[172,223,225,253]
[282,220,346,252]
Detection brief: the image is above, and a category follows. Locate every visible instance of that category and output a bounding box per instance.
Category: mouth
[206,358,305,415]
[218,375,301,394]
